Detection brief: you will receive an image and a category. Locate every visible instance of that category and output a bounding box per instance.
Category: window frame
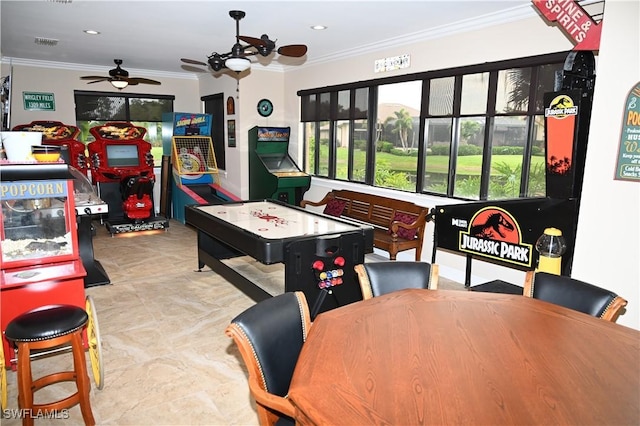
[299,51,569,201]
[74,90,174,166]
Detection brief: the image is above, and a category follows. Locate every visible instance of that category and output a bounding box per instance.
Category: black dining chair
[225,291,311,426]
[523,271,627,322]
[354,261,439,300]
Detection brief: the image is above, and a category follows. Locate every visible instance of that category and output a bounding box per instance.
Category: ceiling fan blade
[86,80,108,84]
[238,35,265,48]
[129,77,161,85]
[181,58,208,66]
[181,65,208,73]
[80,76,109,80]
[278,44,308,58]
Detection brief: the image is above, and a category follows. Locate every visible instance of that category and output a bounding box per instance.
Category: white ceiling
[1,1,538,78]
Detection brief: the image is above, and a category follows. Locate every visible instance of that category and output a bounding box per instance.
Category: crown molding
[299,3,537,68]
[0,57,198,80]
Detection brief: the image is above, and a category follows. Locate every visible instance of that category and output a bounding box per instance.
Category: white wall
[572,0,640,330]
[2,63,201,125]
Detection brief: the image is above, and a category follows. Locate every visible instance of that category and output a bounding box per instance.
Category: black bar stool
[4,305,95,426]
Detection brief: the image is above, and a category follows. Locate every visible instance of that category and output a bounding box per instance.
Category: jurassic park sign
[435,197,578,273]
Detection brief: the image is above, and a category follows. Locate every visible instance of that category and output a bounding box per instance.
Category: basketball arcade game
[434,51,596,287]
[88,122,168,234]
[170,134,239,223]
[161,112,237,222]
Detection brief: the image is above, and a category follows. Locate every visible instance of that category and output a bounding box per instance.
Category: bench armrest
[300,192,335,208]
[390,209,430,238]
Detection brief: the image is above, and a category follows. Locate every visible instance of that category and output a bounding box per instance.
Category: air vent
[47,0,73,3]
[34,37,59,47]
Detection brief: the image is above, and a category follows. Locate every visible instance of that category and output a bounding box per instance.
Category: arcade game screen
[106,144,140,168]
[259,154,300,172]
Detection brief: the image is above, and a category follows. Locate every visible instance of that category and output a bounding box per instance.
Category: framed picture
[227,119,236,147]
[226,96,235,115]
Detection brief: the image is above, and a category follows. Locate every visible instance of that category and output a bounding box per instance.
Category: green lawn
[339,148,544,176]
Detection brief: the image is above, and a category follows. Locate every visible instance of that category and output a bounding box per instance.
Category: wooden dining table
[288,289,640,425]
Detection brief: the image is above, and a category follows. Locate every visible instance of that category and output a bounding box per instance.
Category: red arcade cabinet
[12,121,90,176]
[87,122,168,234]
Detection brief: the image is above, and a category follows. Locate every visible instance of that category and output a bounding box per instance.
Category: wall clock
[257,99,274,117]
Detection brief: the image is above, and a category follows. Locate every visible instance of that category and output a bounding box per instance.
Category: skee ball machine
[170,135,236,223]
[434,51,596,287]
[87,122,169,235]
[12,120,90,176]
[248,126,310,206]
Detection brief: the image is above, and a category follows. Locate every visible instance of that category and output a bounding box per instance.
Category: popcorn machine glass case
[1,163,81,269]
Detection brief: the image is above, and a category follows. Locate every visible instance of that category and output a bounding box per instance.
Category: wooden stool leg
[70,331,95,426]
[16,342,34,426]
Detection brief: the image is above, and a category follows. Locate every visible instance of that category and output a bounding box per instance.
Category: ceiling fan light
[225,57,251,72]
[111,80,129,89]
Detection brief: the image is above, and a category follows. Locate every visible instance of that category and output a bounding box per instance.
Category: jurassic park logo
[545,94,578,119]
[458,207,532,267]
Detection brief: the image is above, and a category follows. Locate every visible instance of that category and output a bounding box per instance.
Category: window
[300,52,566,200]
[74,91,174,166]
[303,89,369,181]
[376,81,421,190]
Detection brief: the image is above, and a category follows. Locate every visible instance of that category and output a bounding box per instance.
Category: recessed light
[310,25,327,30]
[84,30,100,35]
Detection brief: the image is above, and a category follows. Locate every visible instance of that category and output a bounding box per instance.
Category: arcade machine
[170,135,239,223]
[12,120,90,176]
[433,51,596,291]
[162,113,237,223]
[87,122,168,235]
[162,112,212,156]
[248,126,311,206]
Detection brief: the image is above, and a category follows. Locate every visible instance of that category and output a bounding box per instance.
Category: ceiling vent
[34,37,59,47]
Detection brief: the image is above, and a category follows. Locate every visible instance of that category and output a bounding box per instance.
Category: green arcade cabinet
[248,126,310,205]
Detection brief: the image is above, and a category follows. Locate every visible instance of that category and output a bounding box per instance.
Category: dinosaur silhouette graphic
[550,97,573,110]
[470,212,515,239]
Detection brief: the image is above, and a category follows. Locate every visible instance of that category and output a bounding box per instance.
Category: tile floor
[2,219,464,425]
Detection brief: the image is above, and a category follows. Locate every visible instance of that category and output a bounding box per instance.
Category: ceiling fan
[181,10,307,74]
[80,59,161,89]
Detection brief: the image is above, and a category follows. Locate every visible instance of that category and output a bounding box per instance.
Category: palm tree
[384,108,413,150]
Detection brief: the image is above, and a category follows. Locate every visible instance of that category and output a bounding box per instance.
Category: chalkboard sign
[614,82,640,182]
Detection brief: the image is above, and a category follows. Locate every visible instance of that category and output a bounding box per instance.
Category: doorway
[202,93,225,169]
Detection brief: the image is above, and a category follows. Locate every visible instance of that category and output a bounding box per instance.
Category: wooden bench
[300,190,432,261]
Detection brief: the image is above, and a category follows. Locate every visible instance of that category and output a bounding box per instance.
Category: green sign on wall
[23,92,55,111]
[614,82,640,182]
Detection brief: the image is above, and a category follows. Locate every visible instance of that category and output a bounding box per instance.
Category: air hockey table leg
[310,289,333,320]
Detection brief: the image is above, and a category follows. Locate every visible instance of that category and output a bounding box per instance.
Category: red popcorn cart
[0,163,104,407]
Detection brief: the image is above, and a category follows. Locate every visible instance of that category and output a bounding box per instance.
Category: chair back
[523,271,627,322]
[226,292,311,425]
[355,261,438,300]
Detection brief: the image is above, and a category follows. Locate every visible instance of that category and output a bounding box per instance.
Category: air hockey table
[185,199,374,316]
